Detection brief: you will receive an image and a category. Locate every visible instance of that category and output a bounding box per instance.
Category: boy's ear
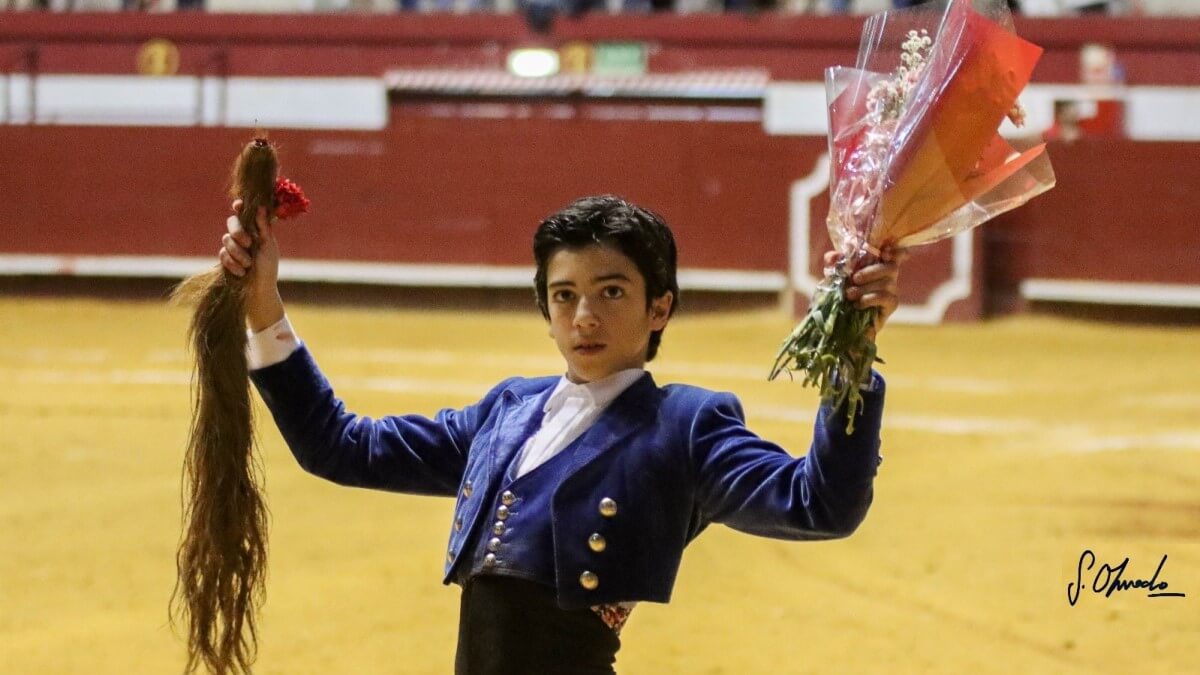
[648,291,673,330]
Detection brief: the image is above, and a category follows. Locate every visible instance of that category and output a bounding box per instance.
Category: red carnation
[273,177,310,220]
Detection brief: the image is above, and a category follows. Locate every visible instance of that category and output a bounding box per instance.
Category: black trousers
[455,575,620,675]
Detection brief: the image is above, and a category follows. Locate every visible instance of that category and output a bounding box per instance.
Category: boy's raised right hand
[220,199,285,331]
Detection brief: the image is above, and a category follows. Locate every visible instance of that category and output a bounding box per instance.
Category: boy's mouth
[574,342,606,356]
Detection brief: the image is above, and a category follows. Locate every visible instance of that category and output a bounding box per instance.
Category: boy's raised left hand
[824,247,909,339]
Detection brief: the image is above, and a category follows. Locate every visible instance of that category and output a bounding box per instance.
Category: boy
[218,195,904,674]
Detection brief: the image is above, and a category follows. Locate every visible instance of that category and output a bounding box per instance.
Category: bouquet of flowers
[770,0,1055,433]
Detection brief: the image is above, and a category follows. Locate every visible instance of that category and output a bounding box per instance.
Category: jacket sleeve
[690,375,885,540]
[249,345,507,496]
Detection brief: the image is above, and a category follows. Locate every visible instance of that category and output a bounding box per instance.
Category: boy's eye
[552,289,575,303]
[602,286,625,299]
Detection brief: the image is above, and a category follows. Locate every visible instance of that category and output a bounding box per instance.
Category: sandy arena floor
[1,296,1197,674]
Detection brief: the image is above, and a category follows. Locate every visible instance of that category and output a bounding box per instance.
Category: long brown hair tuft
[169,137,279,675]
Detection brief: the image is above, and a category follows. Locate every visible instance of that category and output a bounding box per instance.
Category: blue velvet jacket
[250,346,885,610]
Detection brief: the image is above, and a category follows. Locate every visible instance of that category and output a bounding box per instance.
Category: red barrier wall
[986,139,1200,287]
[0,113,802,271]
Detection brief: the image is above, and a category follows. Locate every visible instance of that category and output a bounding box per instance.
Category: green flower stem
[770,270,881,435]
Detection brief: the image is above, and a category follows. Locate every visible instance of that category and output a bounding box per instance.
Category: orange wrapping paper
[873,0,1044,246]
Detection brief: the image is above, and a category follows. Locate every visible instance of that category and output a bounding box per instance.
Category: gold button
[487,537,502,552]
[462,481,473,498]
[501,490,516,506]
[454,517,463,532]
[493,521,505,536]
[484,553,496,567]
[496,505,510,520]
[599,497,618,518]
[588,533,606,553]
[579,571,599,590]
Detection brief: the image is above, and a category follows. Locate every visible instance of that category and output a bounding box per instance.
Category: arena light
[507,48,560,78]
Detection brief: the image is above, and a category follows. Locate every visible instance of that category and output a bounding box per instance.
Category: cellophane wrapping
[771,0,1055,433]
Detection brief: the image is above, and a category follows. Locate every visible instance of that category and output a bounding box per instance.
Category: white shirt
[245,315,645,478]
[245,315,303,370]
[512,367,645,478]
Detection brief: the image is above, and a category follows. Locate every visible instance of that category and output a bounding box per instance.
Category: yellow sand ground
[1,296,1197,674]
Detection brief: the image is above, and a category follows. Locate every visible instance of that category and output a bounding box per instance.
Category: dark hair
[533,194,679,361]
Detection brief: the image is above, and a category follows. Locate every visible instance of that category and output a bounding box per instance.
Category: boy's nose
[573,297,599,328]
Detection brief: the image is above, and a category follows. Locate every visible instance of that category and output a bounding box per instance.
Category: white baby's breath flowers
[867,29,933,121]
[899,30,932,76]
[1007,102,1027,127]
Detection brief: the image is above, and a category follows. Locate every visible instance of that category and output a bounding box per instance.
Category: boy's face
[545,243,672,384]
